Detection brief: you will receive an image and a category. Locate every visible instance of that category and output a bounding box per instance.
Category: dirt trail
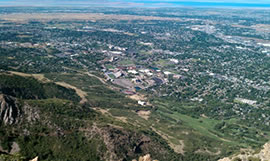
[55,82,88,104]
[84,72,107,85]
[150,126,185,155]
[93,107,128,123]
[9,71,51,83]
[84,71,121,91]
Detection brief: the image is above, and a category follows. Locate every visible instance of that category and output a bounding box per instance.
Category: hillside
[0,71,255,161]
[0,73,180,161]
[219,142,270,161]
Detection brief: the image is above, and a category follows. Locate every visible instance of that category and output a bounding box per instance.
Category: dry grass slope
[0,13,182,23]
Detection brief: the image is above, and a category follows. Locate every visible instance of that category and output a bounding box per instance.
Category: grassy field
[118,59,135,65]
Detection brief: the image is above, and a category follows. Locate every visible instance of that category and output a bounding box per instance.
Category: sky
[0,0,270,7]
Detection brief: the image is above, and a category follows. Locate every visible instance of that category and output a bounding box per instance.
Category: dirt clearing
[136,110,151,120]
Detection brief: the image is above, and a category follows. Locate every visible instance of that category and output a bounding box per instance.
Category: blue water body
[129,1,270,8]
[149,67,159,71]
[135,87,141,91]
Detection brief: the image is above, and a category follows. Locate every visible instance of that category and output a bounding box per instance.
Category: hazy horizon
[1,0,270,8]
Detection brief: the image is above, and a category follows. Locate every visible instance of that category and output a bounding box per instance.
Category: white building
[128,70,138,74]
[170,59,179,64]
[138,101,146,106]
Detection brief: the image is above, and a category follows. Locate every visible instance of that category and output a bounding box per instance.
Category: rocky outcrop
[30,156,38,161]
[259,142,270,160]
[219,142,270,161]
[23,103,40,123]
[81,124,170,161]
[9,142,20,154]
[132,154,158,161]
[0,94,21,125]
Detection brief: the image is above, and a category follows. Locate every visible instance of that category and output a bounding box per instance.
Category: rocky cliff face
[0,94,21,125]
[81,124,172,161]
